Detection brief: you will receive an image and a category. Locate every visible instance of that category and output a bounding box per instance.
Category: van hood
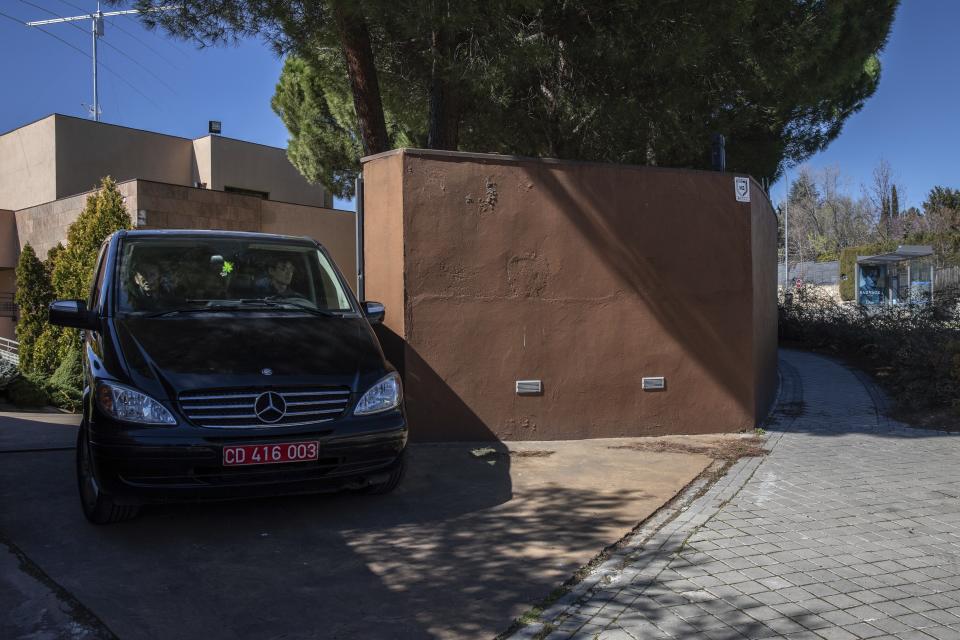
[115,313,384,390]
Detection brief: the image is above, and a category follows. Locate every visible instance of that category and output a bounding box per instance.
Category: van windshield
[116,238,355,315]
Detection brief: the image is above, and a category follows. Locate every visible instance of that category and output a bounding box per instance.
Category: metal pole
[784,172,789,292]
[91,15,98,121]
[92,3,102,121]
[355,173,365,301]
[26,4,173,122]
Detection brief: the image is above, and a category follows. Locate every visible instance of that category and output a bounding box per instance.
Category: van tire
[77,427,140,525]
[361,452,406,495]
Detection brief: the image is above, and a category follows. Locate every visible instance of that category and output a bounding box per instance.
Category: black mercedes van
[49,230,407,524]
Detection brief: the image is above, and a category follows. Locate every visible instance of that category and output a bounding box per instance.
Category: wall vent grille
[515,380,543,395]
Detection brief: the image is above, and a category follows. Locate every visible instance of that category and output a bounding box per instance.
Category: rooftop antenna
[26,3,175,122]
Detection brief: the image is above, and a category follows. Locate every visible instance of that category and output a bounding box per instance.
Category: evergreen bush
[13,177,131,408]
[45,344,83,412]
[780,288,960,411]
[14,244,54,375]
[7,375,50,408]
[0,359,18,390]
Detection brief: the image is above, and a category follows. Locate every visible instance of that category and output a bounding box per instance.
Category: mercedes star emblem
[254,391,286,423]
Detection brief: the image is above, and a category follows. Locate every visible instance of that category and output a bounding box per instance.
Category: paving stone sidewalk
[511,349,960,640]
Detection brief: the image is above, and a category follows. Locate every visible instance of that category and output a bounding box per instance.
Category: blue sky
[0,1,956,211]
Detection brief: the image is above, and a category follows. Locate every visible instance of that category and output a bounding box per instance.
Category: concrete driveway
[0,411,713,640]
[514,350,960,640]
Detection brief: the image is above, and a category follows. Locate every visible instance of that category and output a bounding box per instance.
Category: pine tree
[891,184,900,220]
[136,0,899,192]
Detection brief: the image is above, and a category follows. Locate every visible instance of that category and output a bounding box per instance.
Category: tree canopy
[130,0,898,197]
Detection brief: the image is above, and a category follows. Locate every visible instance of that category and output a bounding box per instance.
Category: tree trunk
[427,27,460,149]
[331,1,390,156]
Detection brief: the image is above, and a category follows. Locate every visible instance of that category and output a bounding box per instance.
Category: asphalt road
[0,411,709,640]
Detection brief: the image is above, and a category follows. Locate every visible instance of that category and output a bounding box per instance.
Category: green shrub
[15,177,131,385]
[45,344,83,412]
[0,359,18,390]
[7,375,50,408]
[14,243,54,375]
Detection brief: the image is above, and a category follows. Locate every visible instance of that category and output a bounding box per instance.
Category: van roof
[117,229,317,245]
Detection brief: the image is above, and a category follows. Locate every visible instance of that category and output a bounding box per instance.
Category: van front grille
[179,387,352,429]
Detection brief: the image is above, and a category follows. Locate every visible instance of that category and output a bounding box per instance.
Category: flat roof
[0,113,289,153]
[857,245,934,264]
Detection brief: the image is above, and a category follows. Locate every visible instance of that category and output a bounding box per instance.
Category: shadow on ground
[0,412,707,640]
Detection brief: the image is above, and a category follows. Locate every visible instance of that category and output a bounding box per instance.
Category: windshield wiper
[239,297,342,317]
[142,298,347,318]
[142,301,217,318]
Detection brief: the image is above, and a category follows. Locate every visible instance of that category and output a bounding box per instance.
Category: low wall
[0,268,14,340]
[14,180,357,287]
[0,210,16,268]
[15,182,137,259]
[363,149,778,441]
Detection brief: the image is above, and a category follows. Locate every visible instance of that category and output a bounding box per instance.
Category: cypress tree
[50,176,131,300]
[13,244,53,375]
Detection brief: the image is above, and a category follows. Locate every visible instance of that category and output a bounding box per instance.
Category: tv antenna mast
[26,3,175,122]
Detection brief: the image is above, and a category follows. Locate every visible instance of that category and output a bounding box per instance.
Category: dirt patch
[470,447,556,460]
[608,436,767,462]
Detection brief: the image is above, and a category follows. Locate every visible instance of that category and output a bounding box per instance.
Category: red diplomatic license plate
[223,441,319,467]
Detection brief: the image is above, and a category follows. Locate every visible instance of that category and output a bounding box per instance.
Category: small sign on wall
[735,176,751,202]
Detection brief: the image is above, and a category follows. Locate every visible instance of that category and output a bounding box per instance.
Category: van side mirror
[49,299,97,330]
[363,301,385,325]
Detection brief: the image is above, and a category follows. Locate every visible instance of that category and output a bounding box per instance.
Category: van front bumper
[87,412,407,504]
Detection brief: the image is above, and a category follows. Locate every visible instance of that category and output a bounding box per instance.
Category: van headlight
[96,381,177,425]
[354,373,402,415]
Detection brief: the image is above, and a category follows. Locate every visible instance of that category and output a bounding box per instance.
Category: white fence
[0,337,18,366]
[936,266,960,292]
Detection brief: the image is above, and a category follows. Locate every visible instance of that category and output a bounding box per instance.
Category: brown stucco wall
[363,153,407,338]
[751,196,779,422]
[362,149,778,442]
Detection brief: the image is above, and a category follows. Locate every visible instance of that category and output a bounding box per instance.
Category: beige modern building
[0,114,357,340]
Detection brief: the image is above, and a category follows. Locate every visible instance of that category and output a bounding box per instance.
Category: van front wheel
[76,427,139,525]
[361,452,406,495]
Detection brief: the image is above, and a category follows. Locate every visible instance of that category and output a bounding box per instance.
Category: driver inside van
[124,257,163,310]
[256,258,300,297]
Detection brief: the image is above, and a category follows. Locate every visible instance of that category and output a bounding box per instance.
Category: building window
[224,186,269,200]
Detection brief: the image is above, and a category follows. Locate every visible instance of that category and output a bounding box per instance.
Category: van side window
[88,245,109,310]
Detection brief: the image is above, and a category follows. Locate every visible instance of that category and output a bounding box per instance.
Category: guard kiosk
[856,245,934,306]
